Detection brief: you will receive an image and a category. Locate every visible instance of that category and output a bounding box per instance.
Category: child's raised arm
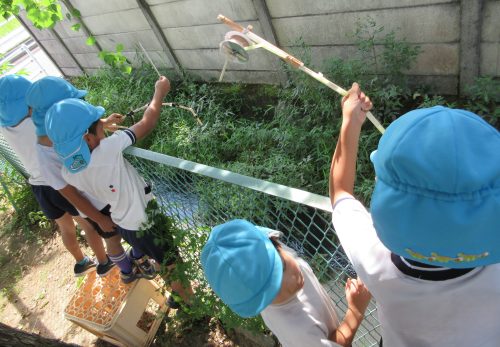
[330,277,372,346]
[329,83,372,206]
[130,76,170,141]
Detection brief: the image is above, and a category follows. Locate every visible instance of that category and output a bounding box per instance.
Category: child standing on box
[0,75,110,276]
[201,219,372,347]
[329,83,500,346]
[45,76,192,300]
[24,76,144,280]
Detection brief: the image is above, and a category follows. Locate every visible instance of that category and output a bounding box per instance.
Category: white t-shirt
[62,130,152,230]
[332,195,500,347]
[36,142,106,212]
[0,118,46,186]
[261,252,341,347]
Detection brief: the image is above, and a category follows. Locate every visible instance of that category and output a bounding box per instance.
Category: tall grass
[72,17,498,207]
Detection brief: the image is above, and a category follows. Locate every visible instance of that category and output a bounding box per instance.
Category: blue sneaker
[126,248,157,280]
[120,266,139,284]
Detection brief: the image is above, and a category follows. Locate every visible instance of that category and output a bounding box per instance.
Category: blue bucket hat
[25,76,87,136]
[201,219,283,318]
[45,98,104,173]
[0,75,32,127]
[370,106,500,268]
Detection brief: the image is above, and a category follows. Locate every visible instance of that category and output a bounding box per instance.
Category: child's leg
[105,234,133,275]
[104,233,125,255]
[73,216,108,264]
[55,212,85,262]
[166,263,194,303]
[117,221,194,301]
[130,247,145,259]
[32,185,86,263]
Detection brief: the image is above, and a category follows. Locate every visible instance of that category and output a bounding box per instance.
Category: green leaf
[116,43,124,52]
[103,54,116,66]
[121,64,132,74]
[65,12,71,20]
[71,23,80,31]
[86,35,96,46]
[50,12,60,24]
[70,8,81,18]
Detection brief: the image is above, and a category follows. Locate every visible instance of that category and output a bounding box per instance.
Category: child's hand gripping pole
[217,14,385,134]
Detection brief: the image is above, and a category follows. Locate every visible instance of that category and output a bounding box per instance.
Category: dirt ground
[0,209,248,346]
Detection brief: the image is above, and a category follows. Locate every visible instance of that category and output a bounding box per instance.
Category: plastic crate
[64,267,167,347]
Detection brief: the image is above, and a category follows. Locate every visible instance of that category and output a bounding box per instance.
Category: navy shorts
[85,204,119,239]
[117,225,178,266]
[31,185,79,220]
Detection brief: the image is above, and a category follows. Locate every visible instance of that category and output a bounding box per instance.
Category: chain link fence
[0,139,381,346]
[0,134,30,213]
[124,147,381,346]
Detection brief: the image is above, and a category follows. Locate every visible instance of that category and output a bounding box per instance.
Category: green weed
[465,76,500,127]
[0,162,50,236]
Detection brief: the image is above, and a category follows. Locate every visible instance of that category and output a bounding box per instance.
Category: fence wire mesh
[0,138,381,346]
[0,134,28,178]
[124,147,381,346]
[0,134,30,212]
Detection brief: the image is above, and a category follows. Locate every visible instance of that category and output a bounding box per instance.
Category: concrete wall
[481,0,500,77]
[17,0,500,95]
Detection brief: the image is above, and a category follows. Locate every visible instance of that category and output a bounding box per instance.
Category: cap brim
[55,136,91,173]
[74,89,88,99]
[0,98,29,127]
[93,105,105,118]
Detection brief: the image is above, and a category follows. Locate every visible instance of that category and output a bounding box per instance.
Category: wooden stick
[217,14,385,134]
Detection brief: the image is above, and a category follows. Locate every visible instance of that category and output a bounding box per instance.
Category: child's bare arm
[59,184,116,232]
[330,278,372,346]
[130,76,170,141]
[329,83,372,206]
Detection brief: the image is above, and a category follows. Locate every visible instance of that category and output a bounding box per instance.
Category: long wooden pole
[217,14,385,134]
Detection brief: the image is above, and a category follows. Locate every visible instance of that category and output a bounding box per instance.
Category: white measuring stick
[219,58,229,82]
[139,41,161,77]
[127,102,203,125]
[163,103,203,125]
[217,15,385,134]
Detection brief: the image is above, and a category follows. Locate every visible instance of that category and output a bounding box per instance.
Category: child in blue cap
[202,219,372,347]
[329,83,500,346]
[26,76,160,283]
[24,76,132,278]
[45,76,192,299]
[0,75,108,276]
